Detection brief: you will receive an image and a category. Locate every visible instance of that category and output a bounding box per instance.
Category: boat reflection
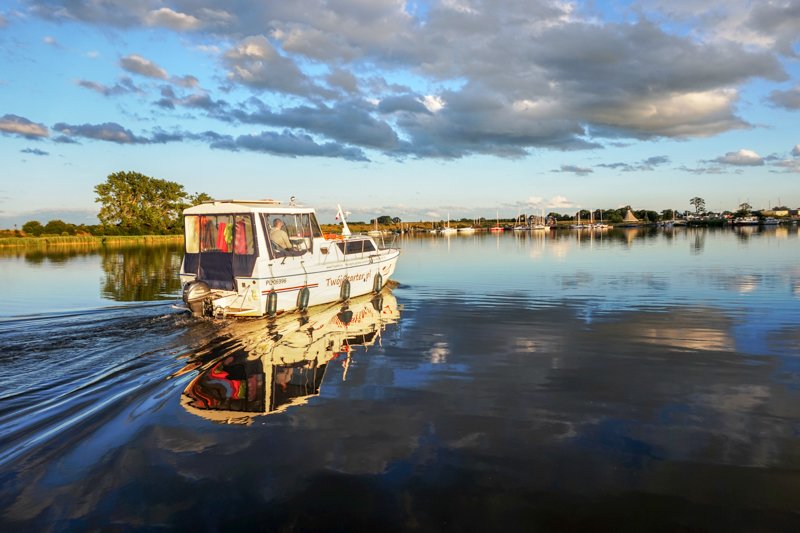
[178,289,401,424]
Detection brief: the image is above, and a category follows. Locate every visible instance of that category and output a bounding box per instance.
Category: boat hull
[181,247,399,318]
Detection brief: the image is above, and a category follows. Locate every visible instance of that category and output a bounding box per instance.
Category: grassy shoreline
[0,234,185,248]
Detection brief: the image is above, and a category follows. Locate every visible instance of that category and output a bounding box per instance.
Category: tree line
[21,171,210,237]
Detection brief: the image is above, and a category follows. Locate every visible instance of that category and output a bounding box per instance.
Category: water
[1,228,800,530]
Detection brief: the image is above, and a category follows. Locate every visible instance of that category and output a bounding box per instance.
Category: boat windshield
[260,212,323,258]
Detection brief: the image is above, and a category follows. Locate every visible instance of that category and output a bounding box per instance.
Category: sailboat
[512,210,530,231]
[570,211,585,229]
[441,212,457,235]
[490,211,504,232]
[367,218,382,236]
[592,209,609,230]
[532,208,547,230]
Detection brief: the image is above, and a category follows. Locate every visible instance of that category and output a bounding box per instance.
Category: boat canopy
[182,201,326,290]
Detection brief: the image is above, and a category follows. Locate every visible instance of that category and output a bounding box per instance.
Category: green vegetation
[5,171,209,244]
[0,234,184,248]
[690,197,706,214]
[95,171,209,235]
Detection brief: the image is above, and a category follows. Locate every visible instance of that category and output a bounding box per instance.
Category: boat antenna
[336,204,352,237]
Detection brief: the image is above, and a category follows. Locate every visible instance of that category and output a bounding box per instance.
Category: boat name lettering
[325,272,370,287]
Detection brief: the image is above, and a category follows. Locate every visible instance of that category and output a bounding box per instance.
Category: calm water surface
[1,227,800,531]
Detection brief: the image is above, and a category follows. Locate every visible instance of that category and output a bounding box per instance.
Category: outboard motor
[182,281,211,317]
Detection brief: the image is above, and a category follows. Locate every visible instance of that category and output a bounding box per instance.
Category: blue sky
[1,0,799,226]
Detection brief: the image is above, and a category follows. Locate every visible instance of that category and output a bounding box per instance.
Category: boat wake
[0,304,222,471]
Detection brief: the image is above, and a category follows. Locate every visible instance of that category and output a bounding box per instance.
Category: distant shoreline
[0,235,185,248]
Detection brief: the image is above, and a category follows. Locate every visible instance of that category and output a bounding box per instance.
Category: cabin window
[234,215,255,255]
[196,215,234,253]
[336,239,375,255]
[185,216,200,253]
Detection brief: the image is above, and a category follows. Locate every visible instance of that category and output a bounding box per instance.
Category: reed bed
[0,235,184,248]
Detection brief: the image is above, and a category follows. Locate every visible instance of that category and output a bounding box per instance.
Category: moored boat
[179,199,400,318]
[732,216,759,226]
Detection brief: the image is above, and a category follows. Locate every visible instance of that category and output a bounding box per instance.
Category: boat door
[183,214,258,290]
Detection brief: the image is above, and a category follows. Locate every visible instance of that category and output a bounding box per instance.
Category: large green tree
[690,197,706,214]
[95,171,208,234]
[22,220,44,236]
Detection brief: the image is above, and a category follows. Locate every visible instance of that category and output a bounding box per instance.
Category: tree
[22,220,44,236]
[188,192,213,206]
[690,197,706,214]
[44,219,74,235]
[95,171,207,234]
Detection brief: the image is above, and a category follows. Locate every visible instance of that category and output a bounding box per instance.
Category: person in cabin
[269,218,293,250]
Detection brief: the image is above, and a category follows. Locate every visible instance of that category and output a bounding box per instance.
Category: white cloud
[714,149,764,166]
[144,8,201,31]
[792,144,800,157]
[120,54,168,80]
[547,195,577,209]
[0,114,49,138]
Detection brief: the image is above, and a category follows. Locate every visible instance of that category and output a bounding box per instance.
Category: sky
[0,0,799,226]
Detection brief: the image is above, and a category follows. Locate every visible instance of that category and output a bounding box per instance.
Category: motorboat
[178,290,400,424]
[179,199,400,318]
[732,216,759,226]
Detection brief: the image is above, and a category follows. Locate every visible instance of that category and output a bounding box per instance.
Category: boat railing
[375,233,399,250]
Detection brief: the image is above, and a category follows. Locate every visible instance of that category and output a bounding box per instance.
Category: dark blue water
[1,228,800,531]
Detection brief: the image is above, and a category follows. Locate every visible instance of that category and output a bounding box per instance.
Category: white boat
[458,226,476,234]
[180,290,400,424]
[440,212,458,235]
[762,217,780,225]
[732,216,759,226]
[367,219,382,236]
[179,199,400,318]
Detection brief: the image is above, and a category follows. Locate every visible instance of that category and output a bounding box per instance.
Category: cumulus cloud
[52,122,146,144]
[792,144,800,157]
[210,129,368,161]
[18,1,796,162]
[156,87,227,112]
[547,195,578,209]
[144,8,201,31]
[21,148,49,156]
[0,114,49,139]
[172,75,199,88]
[223,36,321,97]
[229,99,399,150]
[77,77,140,97]
[769,86,800,110]
[598,155,670,172]
[120,54,168,80]
[714,149,764,166]
[553,164,593,176]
